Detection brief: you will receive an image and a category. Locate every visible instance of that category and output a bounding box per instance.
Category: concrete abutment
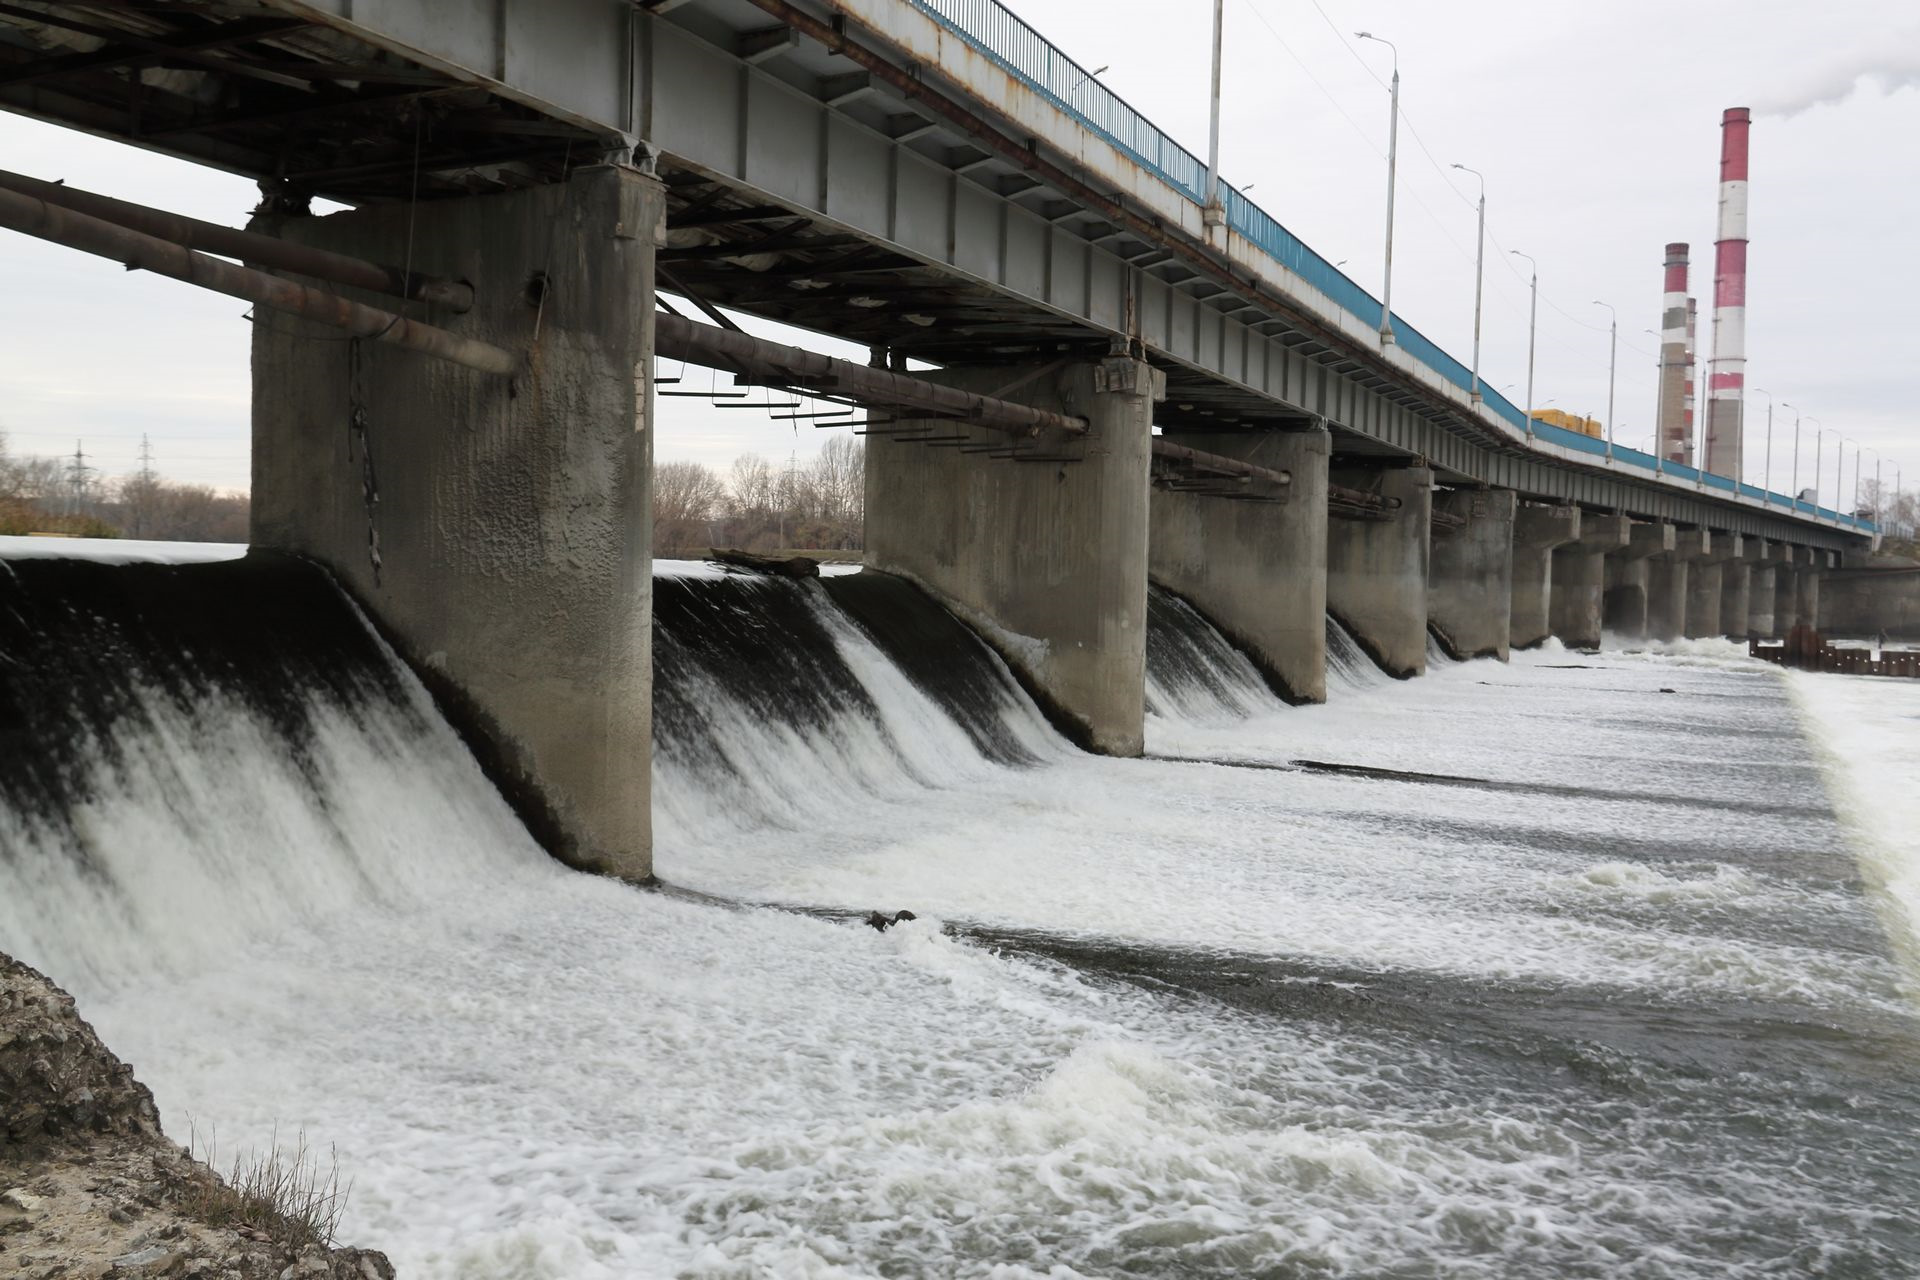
[1427,487,1517,660]
[1326,465,1433,679]
[1650,529,1710,643]
[251,165,662,881]
[1603,522,1674,640]
[1149,427,1330,702]
[1549,513,1630,649]
[1510,504,1579,650]
[864,357,1158,755]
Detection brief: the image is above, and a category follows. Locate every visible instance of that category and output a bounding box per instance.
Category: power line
[1252,0,1653,361]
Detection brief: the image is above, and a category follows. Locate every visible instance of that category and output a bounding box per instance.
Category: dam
[2,0,1917,1275]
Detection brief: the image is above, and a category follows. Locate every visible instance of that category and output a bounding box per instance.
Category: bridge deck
[0,0,1870,548]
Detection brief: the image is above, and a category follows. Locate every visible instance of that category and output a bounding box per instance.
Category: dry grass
[181,1123,352,1252]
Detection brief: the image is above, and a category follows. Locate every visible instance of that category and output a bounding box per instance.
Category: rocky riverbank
[0,953,394,1279]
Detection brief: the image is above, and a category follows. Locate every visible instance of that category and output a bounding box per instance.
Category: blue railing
[905,0,1875,535]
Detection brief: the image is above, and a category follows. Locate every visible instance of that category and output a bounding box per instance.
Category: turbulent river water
[3,540,1918,1278]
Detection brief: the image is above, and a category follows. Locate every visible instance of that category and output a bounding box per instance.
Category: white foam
[0,534,246,564]
[6,572,1912,1276]
[654,557,864,580]
[1787,669,1920,991]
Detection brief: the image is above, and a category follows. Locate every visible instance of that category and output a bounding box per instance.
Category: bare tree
[653,460,726,553]
[805,435,864,545]
[726,453,778,519]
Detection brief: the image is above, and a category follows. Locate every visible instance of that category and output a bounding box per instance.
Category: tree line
[0,431,249,542]
[654,435,865,555]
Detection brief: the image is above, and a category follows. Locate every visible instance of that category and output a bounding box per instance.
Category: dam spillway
[2,545,1918,1276]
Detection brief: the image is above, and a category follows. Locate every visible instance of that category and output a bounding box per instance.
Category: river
[3,544,1916,1277]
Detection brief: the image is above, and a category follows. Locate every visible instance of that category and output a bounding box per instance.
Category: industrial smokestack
[1704,107,1750,480]
[1656,243,1690,465]
[1683,297,1698,466]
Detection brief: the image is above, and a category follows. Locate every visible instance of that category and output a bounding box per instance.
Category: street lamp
[1452,163,1487,402]
[1753,387,1774,505]
[1592,300,1617,460]
[1065,63,1109,98]
[1510,249,1537,439]
[1356,31,1399,345]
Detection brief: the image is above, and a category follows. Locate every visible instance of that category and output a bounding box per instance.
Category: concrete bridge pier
[1549,513,1630,649]
[1149,426,1331,702]
[1326,464,1433,678]
[1428,487,1518,660]
[1744,541,1777,639]
[866,356,1159,754]
[1509,504,1580,650]
[251,164,663,881]
[1604,522,1675,639]
[1648,529,1707,642]
[1685,533,1739,639]
[1773,546,1805,635]
[1720,537,1760,640]
[1798,551,1829,631]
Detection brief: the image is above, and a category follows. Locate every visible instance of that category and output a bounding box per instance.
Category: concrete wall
[1510,504,1579,650]
[1817,567,1920,638]
[252,165,662,880]
[1149,427,1330,701]
[1550,513,1629,648]
[1326,465,1432,678]
[1427,487,1517,660]
[865,357,1157,754]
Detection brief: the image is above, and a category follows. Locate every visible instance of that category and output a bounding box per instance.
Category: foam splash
[1788,670,1920,991]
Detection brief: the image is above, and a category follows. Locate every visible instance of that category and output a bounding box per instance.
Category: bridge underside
[0,0,1865,551]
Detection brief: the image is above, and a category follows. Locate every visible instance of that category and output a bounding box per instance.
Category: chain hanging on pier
[347,338,383,586]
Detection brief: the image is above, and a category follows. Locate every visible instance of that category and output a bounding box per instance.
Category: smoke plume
[1752,39,1920,117]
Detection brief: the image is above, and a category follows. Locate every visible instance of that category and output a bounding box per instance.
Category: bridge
[0,0,1874,878]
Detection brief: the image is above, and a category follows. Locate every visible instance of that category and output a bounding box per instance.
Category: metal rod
[1151,437,1290,487]
[1327,482,1403,511]
[0,168,474,312]
[0,184,516,375]
[654,311,1088,436]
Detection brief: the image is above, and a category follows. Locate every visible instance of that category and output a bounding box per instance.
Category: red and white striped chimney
[1683,297,1698,466]
[1704,107,1750,480]
[1656,243,1690,465]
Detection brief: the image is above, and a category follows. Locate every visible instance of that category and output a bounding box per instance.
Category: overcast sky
[1,0,1914,503]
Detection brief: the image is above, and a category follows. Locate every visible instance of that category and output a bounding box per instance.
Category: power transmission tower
[65,440,94,518]
[133,433,156,536]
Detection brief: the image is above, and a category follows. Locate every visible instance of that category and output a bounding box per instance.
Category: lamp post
[1356,31,1398,345]
[1753,387,1774,505]
[1452,163,1487,402]
[1847,436,1862,521]
[1592,300,1617,460]
[1511,249,1537,439]
[1808,418,1824,515]
[1784,404,1801,509]
[1204,0,1224,225]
